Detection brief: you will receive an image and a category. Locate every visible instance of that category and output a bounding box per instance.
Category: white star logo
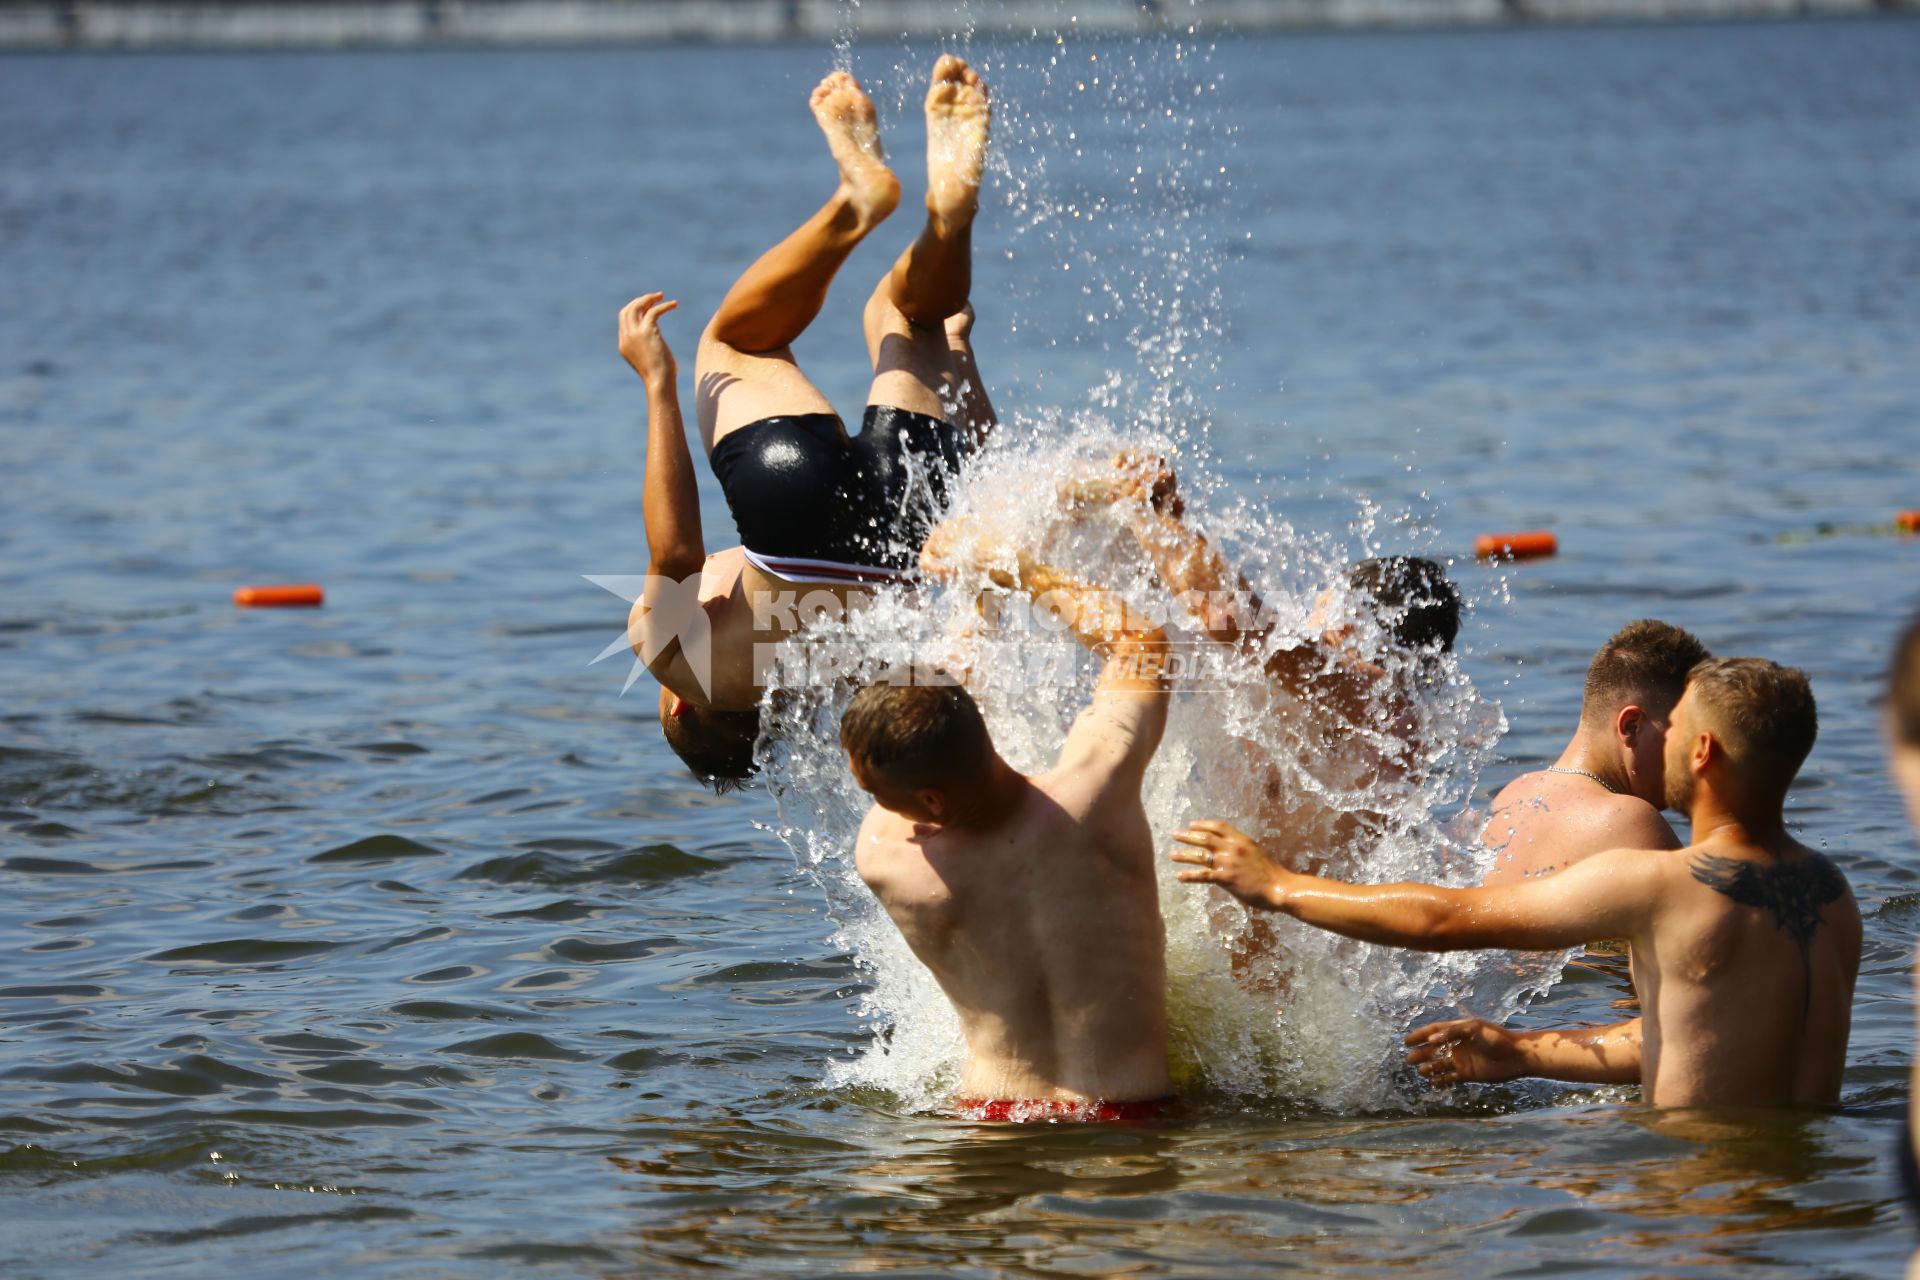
[583,572,712,699]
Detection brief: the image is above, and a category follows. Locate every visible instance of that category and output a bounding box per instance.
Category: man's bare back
[842,534,1175,1109]
[854,695,1170,1102]
[1480,769,1680,885]
[1630,835,1857,1106]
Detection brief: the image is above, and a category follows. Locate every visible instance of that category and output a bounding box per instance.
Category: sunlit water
[3,17,1919,1278]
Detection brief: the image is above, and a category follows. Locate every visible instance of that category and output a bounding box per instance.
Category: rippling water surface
[4,18,1919,1278]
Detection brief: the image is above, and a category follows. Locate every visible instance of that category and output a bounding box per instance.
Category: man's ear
[1615,704,1645,743]
[915,788,947,820]
[1691,729,1718,773]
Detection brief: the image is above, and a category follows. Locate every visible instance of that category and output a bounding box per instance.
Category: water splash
[757,425,1556,1112]
[760,5,1560,1114]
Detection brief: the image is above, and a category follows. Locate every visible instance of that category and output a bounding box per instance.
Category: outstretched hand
[618,292,680,386]
[1169,820,1284,909]
[1059,451,1181,518]
[919,512,1024,589]
[1402,1017,1524,1087]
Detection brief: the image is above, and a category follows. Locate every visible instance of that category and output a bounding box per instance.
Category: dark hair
[1684,657,1818,792]
[661,702,761,791]
[1582,619,1711,722]
[1894,615,1920,748]
[1345,556,1461,654]
[839,668,990,788]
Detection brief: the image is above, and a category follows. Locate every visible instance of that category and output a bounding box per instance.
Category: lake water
[4,15,1920,1278]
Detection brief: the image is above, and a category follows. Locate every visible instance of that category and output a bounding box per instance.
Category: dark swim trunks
[954,1097,1178,1124]
[708,405,967,581]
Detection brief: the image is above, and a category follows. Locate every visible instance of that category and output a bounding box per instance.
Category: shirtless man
[1481,619,1710,885]
[841,544,1173,1118]
[619,58,995,787]
[1173,657,1861,1108]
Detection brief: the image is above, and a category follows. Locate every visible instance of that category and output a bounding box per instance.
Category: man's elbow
[1401,893,1479,951]
[626,599,646,658]
[650,546,705,584]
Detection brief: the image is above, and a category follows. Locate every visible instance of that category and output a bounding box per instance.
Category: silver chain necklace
[1547,765,1622,795]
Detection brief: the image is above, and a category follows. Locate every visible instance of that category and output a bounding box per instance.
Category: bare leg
[861,57,992,424]
[696,71,900,448]
[886,55,990,327]
[944,305,997,446]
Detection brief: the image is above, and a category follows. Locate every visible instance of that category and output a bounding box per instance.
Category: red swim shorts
[953,1097,1177,1124]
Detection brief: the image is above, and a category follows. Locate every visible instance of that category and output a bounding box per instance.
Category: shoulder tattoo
[1689,852,1847,1010]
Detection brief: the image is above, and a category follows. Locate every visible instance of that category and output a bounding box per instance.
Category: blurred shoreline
[2,0,1915,51]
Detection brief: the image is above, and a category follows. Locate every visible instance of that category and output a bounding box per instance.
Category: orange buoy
[1898,510,1920,533]
[1474,531,1557,561]
[234,583,325,608]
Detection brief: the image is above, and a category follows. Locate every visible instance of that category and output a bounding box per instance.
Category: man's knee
[863,283,910,353]
[869,289,951,362]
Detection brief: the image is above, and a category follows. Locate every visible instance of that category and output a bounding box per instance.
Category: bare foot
[924,55,990,229]
[810,71,900,228]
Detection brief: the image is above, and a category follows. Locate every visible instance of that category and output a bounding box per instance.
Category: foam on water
[762,8,1563,1113]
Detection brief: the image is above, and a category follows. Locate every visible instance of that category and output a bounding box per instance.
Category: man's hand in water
[1402,1017,1526,1087]
[1170,819,1289,909]
[1059,452,1181,519]
[1404,1016,1643,1088]
[618,292,680,389]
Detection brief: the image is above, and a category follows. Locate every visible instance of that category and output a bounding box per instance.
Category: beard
[1663,764,1693,814]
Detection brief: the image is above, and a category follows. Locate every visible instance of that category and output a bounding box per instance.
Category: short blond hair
[1684,657,1817,793]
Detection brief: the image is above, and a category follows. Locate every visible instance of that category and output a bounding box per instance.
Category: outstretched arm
[622,293,703,580]
[1062,456,1266,648]
[619,294,706,668]
[1403,1016,1642,1088]
[1169,821,1664,952]
[1013,552,1172,782]
[1059,457,1382,723]
[921,516,1168,670]
[921,514,1170,776]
